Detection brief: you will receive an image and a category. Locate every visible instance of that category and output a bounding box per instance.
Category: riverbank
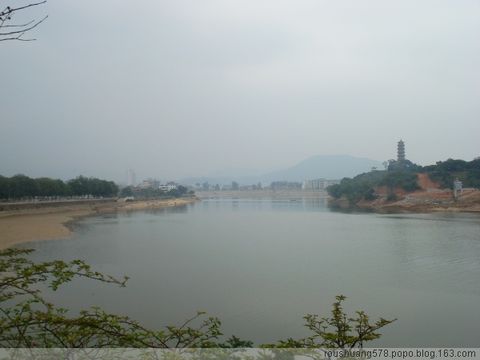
[0,197,198,250]
[328,188,480,213]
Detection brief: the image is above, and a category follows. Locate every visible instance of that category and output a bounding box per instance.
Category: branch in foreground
[0,1,47,42]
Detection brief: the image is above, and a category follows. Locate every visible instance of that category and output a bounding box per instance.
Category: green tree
[35,177,69,197]
[9,174,38,198]
[0,175,120,200]
[326,184,342,199]
[272,295,396,349]
[120,186,134,197]
[67,176,118,197]
[380,171,419,192]
[0,175,11,199]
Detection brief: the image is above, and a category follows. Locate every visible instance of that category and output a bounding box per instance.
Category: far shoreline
[327,192,480,214]
[0,197,198,250]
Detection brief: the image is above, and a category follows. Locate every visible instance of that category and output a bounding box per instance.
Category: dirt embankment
[0,197,198,250]
[329,173,480,213]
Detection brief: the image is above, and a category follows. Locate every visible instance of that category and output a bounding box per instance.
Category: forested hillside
[327,158,480,203]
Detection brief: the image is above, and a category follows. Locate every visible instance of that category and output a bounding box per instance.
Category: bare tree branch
[0,1,47,42]
[0,20,35,28]
[0,1,46,16]
[0,14,47,35]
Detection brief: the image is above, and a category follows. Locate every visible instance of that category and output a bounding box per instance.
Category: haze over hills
[179,155,382,186]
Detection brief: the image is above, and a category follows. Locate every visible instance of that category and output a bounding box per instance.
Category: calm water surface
[23,199,480,346]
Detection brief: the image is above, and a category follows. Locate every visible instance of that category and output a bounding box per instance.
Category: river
[22,198,480,346]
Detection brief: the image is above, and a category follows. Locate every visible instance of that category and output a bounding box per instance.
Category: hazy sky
[1,0,479,182]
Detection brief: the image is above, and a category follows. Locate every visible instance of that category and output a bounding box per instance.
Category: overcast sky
[1,0,479,182]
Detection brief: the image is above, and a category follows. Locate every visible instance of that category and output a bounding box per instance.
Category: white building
[159,182,177,192]
[302,178,339,190]
[127,169,136,187]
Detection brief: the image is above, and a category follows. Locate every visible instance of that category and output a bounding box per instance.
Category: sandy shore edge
[0,198,198,250]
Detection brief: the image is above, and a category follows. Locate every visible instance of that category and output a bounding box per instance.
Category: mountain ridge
[179,155,382,186]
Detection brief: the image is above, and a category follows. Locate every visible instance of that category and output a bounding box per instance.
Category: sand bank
[0,198,197,250]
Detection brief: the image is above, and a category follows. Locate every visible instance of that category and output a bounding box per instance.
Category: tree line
[0,174,118,200]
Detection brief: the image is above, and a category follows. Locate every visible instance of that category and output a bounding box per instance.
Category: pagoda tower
[397,140,405,162]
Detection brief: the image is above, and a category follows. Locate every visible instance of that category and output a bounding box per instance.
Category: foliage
[379,171,419,192]
[120,186,134,197]
[327,158,480,204]
[67,176,118,197]
[0,249,395,348]
[3,174,38,198]
[387,160,421,172]
[421,158,480,189]
[271,295,396,349]
[327,171,385,203]
[0,174,118,200]
[167,185,189,198]
[327,166,420,204]
[34,177,70,197]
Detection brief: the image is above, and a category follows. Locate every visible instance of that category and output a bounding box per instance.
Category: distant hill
[179,155,382,186]
[259,155,383,183]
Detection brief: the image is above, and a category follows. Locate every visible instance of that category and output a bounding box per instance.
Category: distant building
[127,169,136,187]
[159,182,177,192]
[136,178,161,189]
[138,179,154,189]
[453,179,463,199]
[270,181,302,190]
[303,179,324,190]
[302,179,339,191]
[397,140,406,162]
[388,140,416,171]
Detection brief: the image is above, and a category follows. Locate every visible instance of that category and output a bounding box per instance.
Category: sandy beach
[0,198,197,250]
